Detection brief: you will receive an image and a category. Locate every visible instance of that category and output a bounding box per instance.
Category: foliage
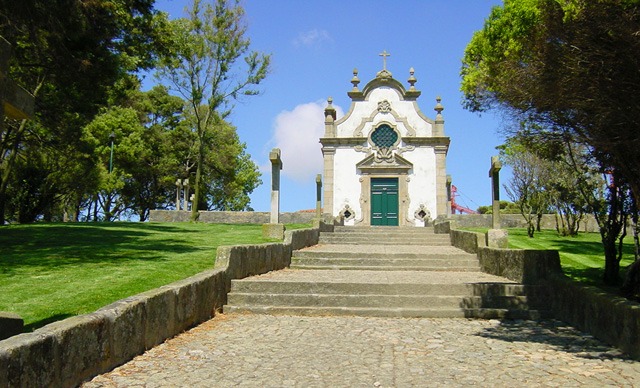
[0,0,170,223]
[461,0,640,201]
[499,138,550,237]
[477,201,520,214]
[0,222,283,330]
[156,0,270,221]
[462,0,640,285]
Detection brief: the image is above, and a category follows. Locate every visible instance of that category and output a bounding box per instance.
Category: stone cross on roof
[379,50,390,71]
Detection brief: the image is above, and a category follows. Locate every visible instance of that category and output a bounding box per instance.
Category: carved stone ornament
[377,100,392,113]
[373,147,395,163]
[354,145,371,154]
[339,204,355,221]
[414,204,432,223]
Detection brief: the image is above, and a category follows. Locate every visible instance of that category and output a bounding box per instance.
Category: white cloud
[293,29,332,47]
[272,101,343,182]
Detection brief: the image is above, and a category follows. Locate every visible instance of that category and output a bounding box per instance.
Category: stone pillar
[182,179,190,212]
[322,147,335,218]
[489,156,502,229]
[313,174,323,228]
[263,148,285,239]
[434,146,448,218]
[487,155,508,248]
[175,179,182,211]
[269,148,282,224]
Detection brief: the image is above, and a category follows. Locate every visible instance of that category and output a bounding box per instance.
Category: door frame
[358,174,409,226]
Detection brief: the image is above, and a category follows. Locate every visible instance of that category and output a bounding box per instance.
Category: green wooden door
[371,178,399,226]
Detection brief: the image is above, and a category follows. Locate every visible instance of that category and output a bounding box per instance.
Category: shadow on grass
[23,313,76,332]
[0,223,206,274]
[476,319,633,361]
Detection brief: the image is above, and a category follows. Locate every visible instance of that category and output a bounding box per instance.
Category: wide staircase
[224,226,550,319]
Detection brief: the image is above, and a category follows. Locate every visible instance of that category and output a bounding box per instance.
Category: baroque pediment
[356,151,413,175]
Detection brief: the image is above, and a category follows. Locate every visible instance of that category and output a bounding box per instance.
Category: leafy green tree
[461,0,640,203]
[156,0,270,221]
[461,0,640,285]
[0,0,169,223]
[501,146,549,237]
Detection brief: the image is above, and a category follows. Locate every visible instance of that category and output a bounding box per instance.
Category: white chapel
[321,57,450,226]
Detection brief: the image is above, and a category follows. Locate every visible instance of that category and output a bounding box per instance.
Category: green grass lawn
[507,228,635,290]
[0,222,309,331]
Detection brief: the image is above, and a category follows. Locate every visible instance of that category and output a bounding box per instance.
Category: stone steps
[318,234,451,245]
[223,305,545,320]
[224,227,550,319]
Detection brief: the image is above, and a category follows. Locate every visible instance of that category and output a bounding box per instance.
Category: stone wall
[477,247,563,284]
[449,229,485,254]
[149,210,316,224]
[449,228,640,360]
[447,214,599,233]
[0,225,329,387]
[547,275,640,360]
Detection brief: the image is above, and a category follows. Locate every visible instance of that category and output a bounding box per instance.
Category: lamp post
[108,132,115,174]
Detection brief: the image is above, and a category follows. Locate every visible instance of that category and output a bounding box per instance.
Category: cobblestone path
[84,314,640,387]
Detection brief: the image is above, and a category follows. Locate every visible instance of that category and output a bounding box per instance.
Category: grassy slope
[507,228,635,288]
[1,222,307,330]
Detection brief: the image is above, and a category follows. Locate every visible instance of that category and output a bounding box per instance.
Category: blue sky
[151,0,508,213]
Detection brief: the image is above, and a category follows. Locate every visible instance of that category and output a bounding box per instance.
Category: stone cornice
[321,136,450,149]
[403,137,450,147]
[320,137,367,147]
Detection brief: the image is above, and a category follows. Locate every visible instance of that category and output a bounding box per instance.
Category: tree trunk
[603,238,621,285]
[190,151,202,222]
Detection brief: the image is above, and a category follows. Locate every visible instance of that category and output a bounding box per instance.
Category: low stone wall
[0,225,327,387]
[477,247,562,284]
[149,210,316,224]
[547,275,640,360]
[449,229,485,254]
[447,214,599,233]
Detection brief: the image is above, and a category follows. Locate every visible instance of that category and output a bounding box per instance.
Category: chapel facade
[320,63,450,226]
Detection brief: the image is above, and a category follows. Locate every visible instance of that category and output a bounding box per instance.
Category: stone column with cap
[321,98,337,218]
[487,155,508,248]
[263,148,285,239]
[433,97,448,217]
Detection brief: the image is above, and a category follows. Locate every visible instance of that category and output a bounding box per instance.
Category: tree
[461,0,640,202]
[461,0,640,285]
[0,0,169,223]
[501,146,549,237]
[156,0,270,221]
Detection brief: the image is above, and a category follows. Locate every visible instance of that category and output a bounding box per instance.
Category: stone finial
[434,96,444,117]
[324,97,336,121]
[408,67,417,91]
[351,68,360,92]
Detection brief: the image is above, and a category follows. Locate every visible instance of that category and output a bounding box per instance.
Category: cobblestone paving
[84,314,640,387]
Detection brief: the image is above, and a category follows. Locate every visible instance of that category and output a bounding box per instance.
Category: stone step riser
[223,305,548,320]
[333,227,438,234]
[227,293,536,309]
[292,252,474,260]
[289,265,481,272]
[292,257,478,265]
[229,281,545,297]
[318,238,451,245]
